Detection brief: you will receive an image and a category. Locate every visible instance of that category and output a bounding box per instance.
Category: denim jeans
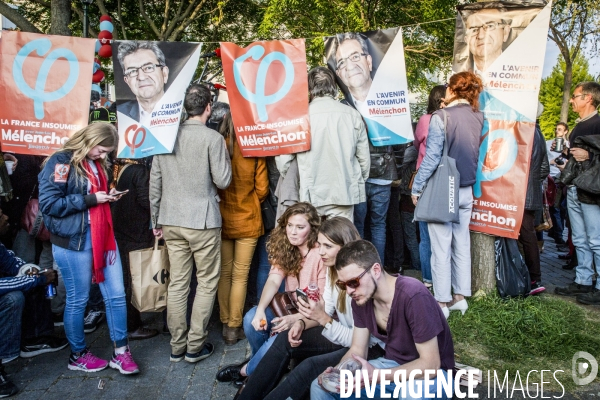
[310,357,452,400]
[242,305,278,375]
[239,327,345,400]
[354,182,392,265]
[385,185,404,272]
[53,230,128,352]
[401,212,420,271]
[418,221,432,283]
[567,187,600,289]
[255,232,271,301]
[0,291,25,360]
[549,206,565,243]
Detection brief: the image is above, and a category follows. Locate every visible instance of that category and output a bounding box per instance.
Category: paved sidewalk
[2,231,589,399]
[5,309,247,400]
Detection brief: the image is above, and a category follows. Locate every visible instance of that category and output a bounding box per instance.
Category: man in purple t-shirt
[311,240,454,399]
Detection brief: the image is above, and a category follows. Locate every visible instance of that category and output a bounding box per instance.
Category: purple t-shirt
[352,276,455,370]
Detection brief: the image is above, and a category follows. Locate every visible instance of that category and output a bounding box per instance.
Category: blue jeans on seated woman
[53,230,128,353]
[310,357,452,400]
[242,305,280,376]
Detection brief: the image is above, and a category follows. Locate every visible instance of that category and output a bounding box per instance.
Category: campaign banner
[452,1,551,238]
[113,41,202,158]
[0,31,95,156]
[324,28,413,146]
[221,39,311,157]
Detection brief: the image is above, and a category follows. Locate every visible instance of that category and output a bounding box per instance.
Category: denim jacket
[411,113,445,196]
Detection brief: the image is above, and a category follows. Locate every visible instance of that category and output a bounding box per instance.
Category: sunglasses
[336,264,374,290]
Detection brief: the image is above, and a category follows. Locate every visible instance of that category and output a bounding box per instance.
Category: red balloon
[99,15,112,22]
[98,44,112,58]
[92,69,105,83]
[98,30,113,44]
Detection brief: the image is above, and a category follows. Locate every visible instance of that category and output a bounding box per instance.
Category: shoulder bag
[414,110,461,223]
[270,291,299,318]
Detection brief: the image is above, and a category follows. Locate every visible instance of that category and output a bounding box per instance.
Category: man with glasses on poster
[117,41,170,127]
[333,33,373,109]
[455,6,512,76]
[311,240,454,399]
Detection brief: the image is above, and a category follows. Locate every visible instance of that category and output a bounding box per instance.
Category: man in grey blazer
[150,84,232,363]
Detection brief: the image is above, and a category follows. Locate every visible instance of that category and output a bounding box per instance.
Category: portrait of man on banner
[324,28,414,146]
[452,1,540,77]
[112,40,202,158]
[116,41,170,126]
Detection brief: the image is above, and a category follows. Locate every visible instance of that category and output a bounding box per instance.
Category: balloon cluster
[91,15,114,96]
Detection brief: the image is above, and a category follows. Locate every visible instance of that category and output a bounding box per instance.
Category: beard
[354,276,378,306]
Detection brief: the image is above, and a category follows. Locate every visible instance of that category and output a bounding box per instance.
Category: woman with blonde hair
[216,202,326,385]
[217,112,269,344]
[38,123,139,374]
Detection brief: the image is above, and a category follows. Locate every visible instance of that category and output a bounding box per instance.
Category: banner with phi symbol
[0,31,96,155]
[112,40,202,158]
[220,39,311,157]
[451,0,551,238]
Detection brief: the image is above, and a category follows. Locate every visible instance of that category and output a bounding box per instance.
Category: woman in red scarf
[38,123,139,374]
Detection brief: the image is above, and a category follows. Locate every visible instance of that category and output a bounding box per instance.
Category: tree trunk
[0,1,42,33]
[50,0,71,36]
[560,58,573,123]
[470,232,496,294]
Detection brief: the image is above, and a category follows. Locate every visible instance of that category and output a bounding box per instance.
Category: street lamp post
[80,0,94,38]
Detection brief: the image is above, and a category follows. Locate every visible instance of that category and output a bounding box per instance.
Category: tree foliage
[538,53,595,139]
[258,0,458,92]
[548,0,600,122]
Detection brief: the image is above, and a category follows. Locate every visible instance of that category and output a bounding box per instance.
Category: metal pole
[82,3,88,38]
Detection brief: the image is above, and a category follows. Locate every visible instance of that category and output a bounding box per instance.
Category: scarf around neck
[83,159,116,283]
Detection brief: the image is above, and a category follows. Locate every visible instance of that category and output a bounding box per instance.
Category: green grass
[447,294,600,392]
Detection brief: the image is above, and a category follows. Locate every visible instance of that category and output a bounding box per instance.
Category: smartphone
[295,288,308,304]
[110,190,129,197]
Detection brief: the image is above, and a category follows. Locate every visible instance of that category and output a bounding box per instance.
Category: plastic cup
[5,161,14,175]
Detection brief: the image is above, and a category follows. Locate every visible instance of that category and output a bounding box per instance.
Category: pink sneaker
[109,347,139,375]
[68,349,108,372]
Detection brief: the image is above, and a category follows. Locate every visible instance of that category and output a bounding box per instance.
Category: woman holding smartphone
[38,123,139,374]
[216,202,326,386]
[235,217,384,400]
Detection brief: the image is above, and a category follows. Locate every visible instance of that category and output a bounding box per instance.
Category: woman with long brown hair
[411,71,484,318]
[216,202,326,385]
[38,123,139,374]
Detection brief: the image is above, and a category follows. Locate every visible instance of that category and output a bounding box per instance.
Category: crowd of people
[0,44,599,399]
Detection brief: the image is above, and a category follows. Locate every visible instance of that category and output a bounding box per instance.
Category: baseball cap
[89,107,111,124]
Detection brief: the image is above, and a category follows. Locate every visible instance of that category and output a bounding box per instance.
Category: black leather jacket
[560,135,600,205]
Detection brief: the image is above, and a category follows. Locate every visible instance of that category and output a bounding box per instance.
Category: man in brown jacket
[150,84,232,363]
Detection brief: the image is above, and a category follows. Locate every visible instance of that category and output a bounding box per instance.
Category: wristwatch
[324,317,333,330]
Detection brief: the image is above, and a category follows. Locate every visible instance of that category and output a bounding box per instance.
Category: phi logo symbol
[233,45,294,122]
[13,38,80,120]
[153,269,170,285]
[124,124,147,155]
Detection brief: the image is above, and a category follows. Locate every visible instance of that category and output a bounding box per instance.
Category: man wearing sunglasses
[311,240,454,399]
[117,41,170,127]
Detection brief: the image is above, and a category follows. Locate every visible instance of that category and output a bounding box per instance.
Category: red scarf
[83,160,116,283]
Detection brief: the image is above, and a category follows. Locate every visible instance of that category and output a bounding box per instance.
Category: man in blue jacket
[0,208,67,398]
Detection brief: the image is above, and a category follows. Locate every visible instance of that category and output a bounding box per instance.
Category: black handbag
[261,190,278,231]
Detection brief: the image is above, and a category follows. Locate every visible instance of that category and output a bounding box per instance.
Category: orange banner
[0,32,95,156]
[221,39,311,157]
[469,120,535,239]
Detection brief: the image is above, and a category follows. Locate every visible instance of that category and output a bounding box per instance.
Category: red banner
[0,31,95,155]
[221,39,311,157]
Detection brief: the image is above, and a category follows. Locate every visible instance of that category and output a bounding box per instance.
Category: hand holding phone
[296,288,308,304]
